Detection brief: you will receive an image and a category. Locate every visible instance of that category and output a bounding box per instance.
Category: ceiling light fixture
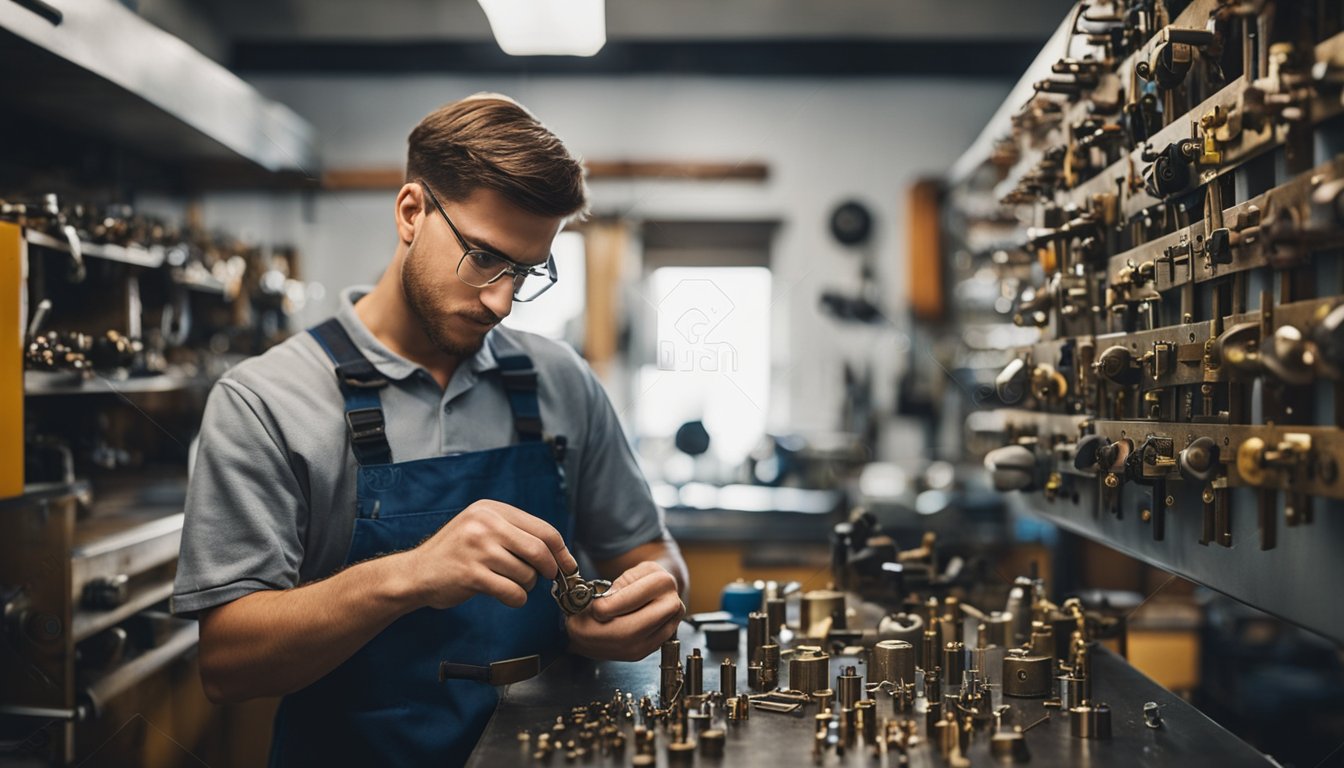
[477,0,606,57]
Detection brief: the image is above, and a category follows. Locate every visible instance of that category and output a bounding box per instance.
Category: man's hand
[566,561,684,661]
[403,499,578,610]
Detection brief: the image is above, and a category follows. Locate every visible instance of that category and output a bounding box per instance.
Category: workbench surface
[469,624,1271,767]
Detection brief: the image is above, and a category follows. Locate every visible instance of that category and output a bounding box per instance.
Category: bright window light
[477,0,606,57]
[503,231,586,341]
[636,267,772,465]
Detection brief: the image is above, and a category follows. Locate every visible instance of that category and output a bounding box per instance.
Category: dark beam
[321,161,768,190]
[233,39,1039,78]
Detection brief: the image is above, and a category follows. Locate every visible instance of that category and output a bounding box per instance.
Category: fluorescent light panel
[478,0,606,57]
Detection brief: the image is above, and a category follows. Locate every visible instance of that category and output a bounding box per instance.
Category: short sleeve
[570,361,669,561]
[171,378,308,616]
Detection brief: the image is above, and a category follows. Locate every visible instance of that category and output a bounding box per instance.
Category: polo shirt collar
[334,286,499,382]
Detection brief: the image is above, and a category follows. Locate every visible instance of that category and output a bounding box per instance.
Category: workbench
[469,623,1273,767]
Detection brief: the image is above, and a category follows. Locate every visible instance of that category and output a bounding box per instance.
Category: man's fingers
[475,572,529,609]
[589,569,675,622]
[484,545,539,593]
[490,503,579,576]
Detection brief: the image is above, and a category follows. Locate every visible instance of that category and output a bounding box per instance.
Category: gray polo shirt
[171,287,667,616]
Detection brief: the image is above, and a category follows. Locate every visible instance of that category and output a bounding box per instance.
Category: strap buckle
[438,655,541,686]
[500,368,538,391]
[345,407,386,444]
[336,360,388,390]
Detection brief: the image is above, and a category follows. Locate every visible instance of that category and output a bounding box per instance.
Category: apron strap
[308,318,393,466]
[489,334,544,442]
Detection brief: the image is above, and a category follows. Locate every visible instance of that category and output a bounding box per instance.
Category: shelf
[0,0,318,186]
[72,580,174,644]
[24,229,166,269]
[24,370,207,396]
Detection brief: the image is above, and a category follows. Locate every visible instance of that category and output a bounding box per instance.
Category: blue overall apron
[268,318,570,767]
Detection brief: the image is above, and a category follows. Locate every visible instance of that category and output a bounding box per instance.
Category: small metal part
[721,658,737,699]
[765,597,786,637]
[660,639,683,707]
[839,706,856,746]
[747,611,768,663]
[870,639,916,690]
[800,589,845,638]
[1029,621,1055,660]
[811,688,835,710]
[1063,674,1090,708]
[760,644,780,691]
[788,648,830,697]
[925,698,942,734]
[990,727,1031,762]
[550,567,612,616]
[815,708,832,735]
[1021,713,1050,733]
[855,700,876,743]
[699,728,725,758]
[747,664,762,690]
[752,699,803,714]
[942,642,965,692]
[933,712,958,755]
[1003,649,1052,698]
[703,622,740,652]
[1070,702,1112,739]
[686,649,704,697]
[666,739,696,764]
[726,693,750,721]
[1143,701,1164,729]
[837,665,863,708]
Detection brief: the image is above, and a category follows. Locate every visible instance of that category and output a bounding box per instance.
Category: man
[171,94,688,767]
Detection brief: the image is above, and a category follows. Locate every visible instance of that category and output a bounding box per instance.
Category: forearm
[198,550,422,703]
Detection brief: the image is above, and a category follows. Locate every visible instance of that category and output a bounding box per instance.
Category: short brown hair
[406,93,588,220]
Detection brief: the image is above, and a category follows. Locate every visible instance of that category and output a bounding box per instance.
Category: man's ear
[394,183,424,246]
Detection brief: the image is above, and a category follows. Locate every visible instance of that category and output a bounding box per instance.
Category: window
[502,230,586,343]
[636,266,772,466]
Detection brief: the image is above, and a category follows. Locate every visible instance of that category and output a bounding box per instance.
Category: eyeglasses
[419,180,558,302]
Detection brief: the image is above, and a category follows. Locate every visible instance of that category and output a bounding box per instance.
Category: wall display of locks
[0,194,313,764]
[945,0,1344,642]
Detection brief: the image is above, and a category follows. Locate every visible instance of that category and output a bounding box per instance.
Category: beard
[401,243,499,357]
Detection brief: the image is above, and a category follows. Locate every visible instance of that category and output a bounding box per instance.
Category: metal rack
[948,0,1344,645]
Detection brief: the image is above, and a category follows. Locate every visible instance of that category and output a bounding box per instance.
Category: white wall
[182,74,1010,453]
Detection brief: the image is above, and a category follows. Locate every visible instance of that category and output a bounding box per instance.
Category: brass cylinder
[1029,621,1055,660]
[1064,674,1090,707]
[837,665,862,709]
[747,612,768,664]
[983,611,1012,647]
[686,649,703,697]
[699,729,725,757]
[721,658,736,699]
[660,638,682,706]
[855,700,876,743]
[661,638,681,667]
[871,639,916,687]
[811,688,835,710]
[800,589,845,638]
[760,643,780,691]
[765,597,786,638]
[922,625,941,675]
[788,649,830,696]
[1070,702,1112,739]
[942,642,966,691]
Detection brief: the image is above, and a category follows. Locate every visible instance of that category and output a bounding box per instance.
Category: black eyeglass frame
[419,180,558,302]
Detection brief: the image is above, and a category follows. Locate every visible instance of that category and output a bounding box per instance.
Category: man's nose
[479,278,514,320]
